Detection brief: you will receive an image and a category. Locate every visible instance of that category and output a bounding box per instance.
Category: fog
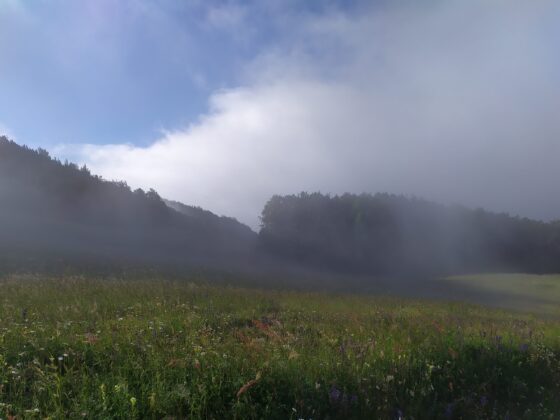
[2,1,560,285]
[1,5,560,416]
[0,138,260,276]
[3,135,560,298]
[53,0,560,229]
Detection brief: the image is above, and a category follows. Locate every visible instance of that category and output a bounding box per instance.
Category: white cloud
[57,1,560,228]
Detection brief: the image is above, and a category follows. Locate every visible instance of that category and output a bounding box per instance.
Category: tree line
[258,192,560,276]
[2,136,559,278]
[0,136,256,273]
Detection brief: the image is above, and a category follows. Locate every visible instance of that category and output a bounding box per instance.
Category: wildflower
[130,397,137,408]
[519,343,529,352]
[24,408,40,414]
[328,385,341,403]
[480,395,488,407]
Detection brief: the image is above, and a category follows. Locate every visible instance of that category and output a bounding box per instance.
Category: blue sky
[1,1,560,227]
[0,0,358,147]
[2,1,243,146]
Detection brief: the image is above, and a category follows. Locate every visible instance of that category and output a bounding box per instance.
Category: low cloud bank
[57,1,560,228]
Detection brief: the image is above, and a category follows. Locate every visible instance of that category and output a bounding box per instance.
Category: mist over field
[1,0,560,304]
[1,1,560,418]
[1,0,559,304]
[2,136,560,297]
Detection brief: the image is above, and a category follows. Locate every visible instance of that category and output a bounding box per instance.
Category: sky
[1,0,560,229]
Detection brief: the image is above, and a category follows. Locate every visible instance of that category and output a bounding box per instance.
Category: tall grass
[0,275,559,419]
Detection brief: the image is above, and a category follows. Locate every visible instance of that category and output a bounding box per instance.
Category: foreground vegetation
[0,276,559,419]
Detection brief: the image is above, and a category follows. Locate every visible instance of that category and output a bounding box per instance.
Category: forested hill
[164,199,254,238]
[0,137,256,270]
[259,193,560,276]
[3,136,560,278]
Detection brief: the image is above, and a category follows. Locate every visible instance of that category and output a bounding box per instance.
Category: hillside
[164,199,254,238]
[3,137,560,280]
[0,137,256,271]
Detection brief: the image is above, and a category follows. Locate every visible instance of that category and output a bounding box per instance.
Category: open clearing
[0,275,559,419]
[445,274,560,317]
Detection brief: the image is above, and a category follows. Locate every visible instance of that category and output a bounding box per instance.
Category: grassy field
[446,274,560,317]
[0,275,559,419]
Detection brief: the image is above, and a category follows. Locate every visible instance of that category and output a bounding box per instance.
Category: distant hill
[0,136,256,271]
[3,136,560,279]
[164,199,254,238]
[259,192,560,276]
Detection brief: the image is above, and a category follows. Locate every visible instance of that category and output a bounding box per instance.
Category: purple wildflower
[480,395,488,407]
[329,385,341,403]
[518,343,529,352]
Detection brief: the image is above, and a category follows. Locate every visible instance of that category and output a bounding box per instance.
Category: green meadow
[446,274,560,317]
[0,275,559,419]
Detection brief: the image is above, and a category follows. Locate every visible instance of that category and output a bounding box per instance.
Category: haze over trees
[0,136,256,272]
[259,193,560,277]
[1,136,560,280]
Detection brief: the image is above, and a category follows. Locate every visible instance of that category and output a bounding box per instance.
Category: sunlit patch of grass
[0,274,559,418]
[447,273,560,317]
